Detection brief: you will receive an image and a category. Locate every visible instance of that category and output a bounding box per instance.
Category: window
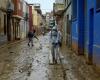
[96,0,100,12]
[72,0,77,20]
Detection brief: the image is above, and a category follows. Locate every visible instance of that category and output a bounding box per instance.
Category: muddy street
[0,34,100,80]
[0,35,65,80]
[1,0,100,79]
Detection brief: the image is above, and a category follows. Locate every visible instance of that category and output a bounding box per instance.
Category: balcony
[53,3,64,15]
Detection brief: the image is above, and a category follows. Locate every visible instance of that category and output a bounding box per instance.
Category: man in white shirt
[48,26,62,63]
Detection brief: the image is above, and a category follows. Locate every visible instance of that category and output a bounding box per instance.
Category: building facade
[72,0,85,55]
[45,12,51,29]
[72,0,100,70]
[63,0,72,47]
[12,0,23,40]
[53,0,64,32]
[32,5,38,31]
[20,1,29,39]
[86,0,100,70]
[0,0,8,44]
[32,4,42,35]
[29,4,33,32]
[0,0,14,43]
[37,12,43,35]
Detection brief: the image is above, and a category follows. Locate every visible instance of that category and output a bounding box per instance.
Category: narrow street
[0,0,100,80]
[0,34,65,80]
[0,34,100,80]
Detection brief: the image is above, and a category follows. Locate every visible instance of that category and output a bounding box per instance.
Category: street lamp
[7,0,14,41]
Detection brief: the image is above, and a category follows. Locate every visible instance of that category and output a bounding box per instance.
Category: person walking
[28,31,34,47]
[28,29,38,47]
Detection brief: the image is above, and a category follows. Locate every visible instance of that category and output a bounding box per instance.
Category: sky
[25,0,55,14]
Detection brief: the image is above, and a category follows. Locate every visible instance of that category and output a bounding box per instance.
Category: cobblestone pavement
[0,34,100,80]
[0,35,64,80]
[60,44,100,80]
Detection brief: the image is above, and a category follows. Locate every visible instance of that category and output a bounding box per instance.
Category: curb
[0,39,26,49]
[0,35,41,49]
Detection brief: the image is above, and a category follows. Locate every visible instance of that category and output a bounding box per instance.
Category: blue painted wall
[72,0,78,44]
[93,0,100,66]
[84,0,88,53]
[72,0,100,67]
[72,20,78,43]
[77,0,84,53]
[72,0,84,54]
[85,0,100,66]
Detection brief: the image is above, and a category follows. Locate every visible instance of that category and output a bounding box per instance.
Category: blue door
[88,8,94,64]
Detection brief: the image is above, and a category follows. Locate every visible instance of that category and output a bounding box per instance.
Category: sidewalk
[60,43,100,80]
[0,39,26,49]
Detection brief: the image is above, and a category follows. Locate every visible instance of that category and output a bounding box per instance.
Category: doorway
[88,8,94,64]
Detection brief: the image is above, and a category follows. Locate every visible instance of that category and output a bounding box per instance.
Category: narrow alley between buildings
[0,34,65,80]
[0,0,100,80]
[0,34,100,80]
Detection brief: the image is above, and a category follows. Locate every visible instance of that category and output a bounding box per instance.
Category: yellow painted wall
[32,6,38,27]
[37,13,42,27]
[32,6,43,35]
